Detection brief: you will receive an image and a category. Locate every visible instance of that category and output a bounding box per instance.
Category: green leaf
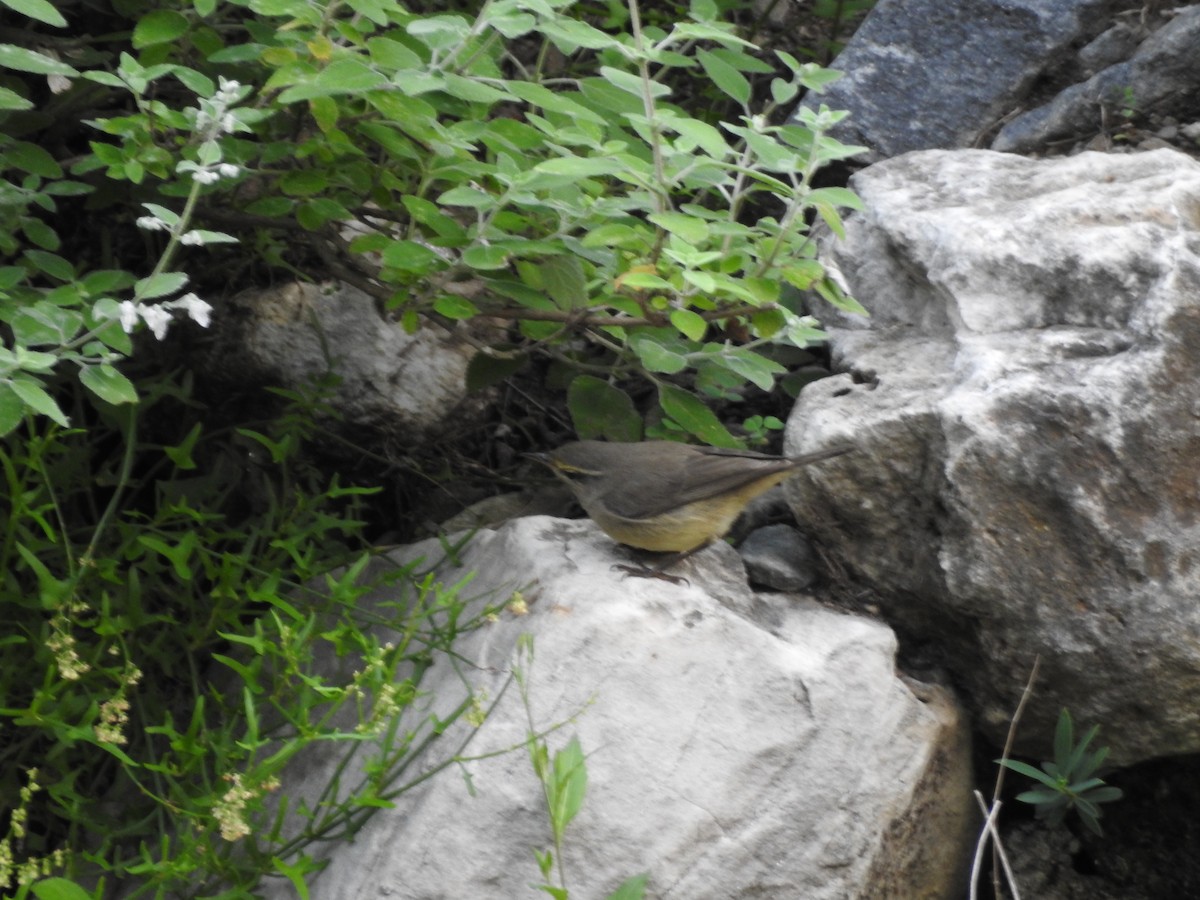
[1053,709,1074,768]
[461,245,510,270]
[0,86,33,110]
[29,876,95,900]
[770,77,799,105]
[567,375,641,442]
[132,10,190,48]
[2,0,68,27]
[723,350,783,391]
[997,758,1060,788]
[277,59,388,102]
[15,346,56,373]
[662,114,728,158]
[0,43,78,75]
[438,185,494,208]
[670,308,707,341]
[164,421,202,469]
[697,49,749,105]
[648,212,709,245]
[632,337,687,375]
[599,65,670,99]
[539,18,618,50]
[10,375,69,426]
[79,364,138,405]
[505,81,608,124]
[433,294,479,319]
[135,271,189,300]
[605,873,650,900]
[658,383,738,447]
[6,141,62,177]
[442,73,509,104]
[549,737,587,842]
[540,256,589,311]
[466,351,528,393]
[381,240,444,273]
[532,156,626,178]
[23,250,74,282]
[0,384,24,437]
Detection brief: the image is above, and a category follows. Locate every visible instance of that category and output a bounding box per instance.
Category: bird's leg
[610,542,712,586]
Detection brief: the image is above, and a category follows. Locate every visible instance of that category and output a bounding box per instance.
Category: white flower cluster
[119,293,212,340]
[194,76,245,141]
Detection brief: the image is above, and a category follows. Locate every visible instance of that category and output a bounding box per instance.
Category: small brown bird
[528,439,852,580]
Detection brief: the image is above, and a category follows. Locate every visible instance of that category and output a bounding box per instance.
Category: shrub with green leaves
[2,0,865,447]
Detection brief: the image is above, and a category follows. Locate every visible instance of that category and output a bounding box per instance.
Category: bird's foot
[610,562,690,586]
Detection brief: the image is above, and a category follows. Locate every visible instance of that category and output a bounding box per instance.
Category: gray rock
[994,7,1200,153]
[206,281,481,436]
[789,147,1200,765]
[262,517,976,899]
[740,523,819,591]
[795,0,1112,162]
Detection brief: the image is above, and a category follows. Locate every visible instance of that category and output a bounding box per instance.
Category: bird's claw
[610,562,690,587]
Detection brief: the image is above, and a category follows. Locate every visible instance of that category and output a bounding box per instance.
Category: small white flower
[118,300,139,333]
[180,231,204,246]
[136,215,168,231]
[220,113,237,134]
[192,168,220,185]
[217,77,241,101]
[218,163,239,178]
[175,293,213,327]
[140,304,172,340]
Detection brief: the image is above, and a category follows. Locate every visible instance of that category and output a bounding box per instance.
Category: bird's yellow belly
[586,496,747,553]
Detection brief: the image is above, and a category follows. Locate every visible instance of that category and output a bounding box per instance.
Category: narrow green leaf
[0,384,23,436]
[533,156,625,177]
[504,81,614,124]
[0,43,78,75]
[6,141,62,177]
[997,758,1059,788]
[23,249,75,282]
[2,0,69,27]
[10,376,69,426]
[697,49,749,105]
[1053,709,1074,768]
[164,421,202,469]
[0,86,33,110]
[599,66,670,99]
[658,383,738,447]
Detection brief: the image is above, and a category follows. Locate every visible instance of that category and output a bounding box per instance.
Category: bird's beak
[524,451,551,466]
